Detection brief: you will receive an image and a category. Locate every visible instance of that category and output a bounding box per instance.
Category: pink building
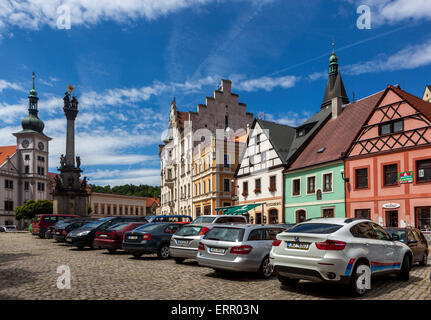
[345,85,431,230]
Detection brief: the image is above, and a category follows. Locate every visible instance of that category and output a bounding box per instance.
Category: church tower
[13,73,52,204]
[321,43,349,109]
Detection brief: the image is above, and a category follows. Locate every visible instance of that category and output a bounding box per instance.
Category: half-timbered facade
[345,85,431,230]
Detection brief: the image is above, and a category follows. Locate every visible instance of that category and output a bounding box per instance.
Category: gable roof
[390,85,431,121]
[0,146,17,167]
[288,91,384,171]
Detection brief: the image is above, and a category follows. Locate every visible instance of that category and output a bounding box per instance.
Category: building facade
[159,79,253,218]
[0,74,51,226]
[423,85,431,103]
[345,85,431,229]
[90,192,150,218]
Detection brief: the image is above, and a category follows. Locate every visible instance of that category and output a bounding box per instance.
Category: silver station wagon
[197,224,287,278]
[170,224,214,263]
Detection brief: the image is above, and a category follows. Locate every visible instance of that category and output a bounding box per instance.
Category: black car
[53,218,95,242]
[385,227,428,266]
[65,216,148,249]
[123,222,184,259]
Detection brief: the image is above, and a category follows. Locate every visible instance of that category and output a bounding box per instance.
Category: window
[256,134,261,145]
[307,176,316,194]
[247,229,265,241]
[5,180,13,189]
[269,209,278,224]
[288,223,342,234]
[269,176,276,192]
[37,183,45,191]
[265,228,284,240]
[242,181,248,196]
[24,166,30,174]
[24,154,30,160]
[24,181,29,191]
[223,154,229,168]
[355,209,371,220]
[37,156,45,162]
[225,115,229,128]
[295,210,306,223]
[415,207,431,230]
[379,119,404,136]
[254,179,261,193]
[322,208,334,218]
[350,222,377,239]
[371,223,392,241]
[417,159,431,183]
[297,129,305,137]
[223,179,230,192]
[355,168,368,189]
[37,166,45,175]
[383,164,398,186]
[323,173,332,192]
[292,179,300,196]
[4,201,13,212]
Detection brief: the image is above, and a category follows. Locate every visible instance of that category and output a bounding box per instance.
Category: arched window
[295,209,307,223]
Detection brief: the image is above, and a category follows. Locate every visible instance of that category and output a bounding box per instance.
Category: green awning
[215,203,263,215]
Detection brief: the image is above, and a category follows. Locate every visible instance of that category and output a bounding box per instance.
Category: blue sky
[0,0,430,186]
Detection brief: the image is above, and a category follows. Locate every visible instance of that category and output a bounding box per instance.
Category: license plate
[209,247,225,254]
[56,232,61,235]
[177,240,189,245]
[99,234,108,238]
[285,241,310,250]
[128,236,138,240]
[66,238,72,242]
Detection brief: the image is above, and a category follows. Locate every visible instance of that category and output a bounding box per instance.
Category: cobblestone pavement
[1,233,430,300]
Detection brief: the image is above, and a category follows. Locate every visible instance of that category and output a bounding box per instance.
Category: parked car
[32,214,79,238]
[197,224,287,278]
[94,222,147,253]
[144,215,193,224]
[123,222,184,259]
[66,216,148,249]
[270,218,412,296]
[170,224,214,263]
[0,225,17,232]
[191,215,247,224]
[385,227,428,266]
[53,218,95,242]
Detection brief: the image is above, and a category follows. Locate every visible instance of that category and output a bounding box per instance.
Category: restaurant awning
[215,203,263,215]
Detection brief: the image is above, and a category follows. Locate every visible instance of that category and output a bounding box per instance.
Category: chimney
[331,96,343,119]
[221,79,231,95]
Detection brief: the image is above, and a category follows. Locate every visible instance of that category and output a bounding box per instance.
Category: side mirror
[391,234,400,241]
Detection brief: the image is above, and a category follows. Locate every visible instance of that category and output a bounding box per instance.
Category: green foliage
[14,200,53,221]
[88,203,92,214]
[89,184,161,198]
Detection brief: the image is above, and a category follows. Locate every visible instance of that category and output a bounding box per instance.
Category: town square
[0,0,431,306]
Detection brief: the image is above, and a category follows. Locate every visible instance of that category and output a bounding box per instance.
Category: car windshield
[192,216,216,224]
[386,229,407,242]
[83,218,112,229]
[287,223,343,234]
[175,226,205,236]
[107,223,131,231]
[134,223,163,232]
[204,227,244,242]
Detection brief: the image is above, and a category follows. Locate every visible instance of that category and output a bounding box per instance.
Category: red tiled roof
[390,85,431,121]
[288,91,384,171]
[0,146,17,167]
[48,172,60,181]
[146,197,160,207]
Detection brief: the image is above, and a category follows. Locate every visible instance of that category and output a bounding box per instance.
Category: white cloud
[344,40,431,76]
[0,101,27,124]
[260,110,312,127]
[0,79,23,92]
[235,75,298,92]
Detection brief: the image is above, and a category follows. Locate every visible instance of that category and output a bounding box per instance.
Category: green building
[283,49,383,223]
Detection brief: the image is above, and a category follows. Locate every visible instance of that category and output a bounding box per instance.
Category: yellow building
[192,134,246,217]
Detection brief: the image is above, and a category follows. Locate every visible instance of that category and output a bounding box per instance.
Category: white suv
[270,218,412,296]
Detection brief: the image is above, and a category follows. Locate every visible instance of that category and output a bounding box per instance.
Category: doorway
[295,210,307,223]
[385,210,398,227]
[255,212,262,224]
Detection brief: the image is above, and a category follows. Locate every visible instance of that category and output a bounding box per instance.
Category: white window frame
[306,175,317,195]
[291,178,301,197]
[321,171,334,193]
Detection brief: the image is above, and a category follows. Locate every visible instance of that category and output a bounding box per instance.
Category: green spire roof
[21,72,45,134]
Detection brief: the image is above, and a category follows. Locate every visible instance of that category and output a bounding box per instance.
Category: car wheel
[77,245,84,250]
[39,233,45,239]
[259,256,273,279]
[419,252,428,266]
[157,244,170,259]
[133,252,142,258]
[277,274,299,286]
[108,248,117,254]
[348,262,369,297]
[174,258,185,264]
[398,255,410,281]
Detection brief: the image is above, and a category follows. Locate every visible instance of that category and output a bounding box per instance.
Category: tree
[89,184,161,198]
[15,200,53,221]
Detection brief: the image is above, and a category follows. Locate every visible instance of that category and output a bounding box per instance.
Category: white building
[0,74,51,227]
[159,79,253,218]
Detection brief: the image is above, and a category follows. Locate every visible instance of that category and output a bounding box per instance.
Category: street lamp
[341,170,349,183]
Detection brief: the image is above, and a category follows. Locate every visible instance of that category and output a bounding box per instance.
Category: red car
[94,222,147,253]
[32,214,79,238]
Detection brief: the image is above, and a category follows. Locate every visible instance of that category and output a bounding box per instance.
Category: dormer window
[297,129,305,137]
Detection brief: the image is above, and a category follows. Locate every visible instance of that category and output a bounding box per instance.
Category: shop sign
[382,203,400,209]
[399,171,413,184]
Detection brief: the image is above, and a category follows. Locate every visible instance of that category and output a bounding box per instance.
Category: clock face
[38,142,44,151]
[22,140,30,149]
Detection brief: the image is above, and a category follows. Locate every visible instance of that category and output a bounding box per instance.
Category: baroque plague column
[52,86,89,216]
